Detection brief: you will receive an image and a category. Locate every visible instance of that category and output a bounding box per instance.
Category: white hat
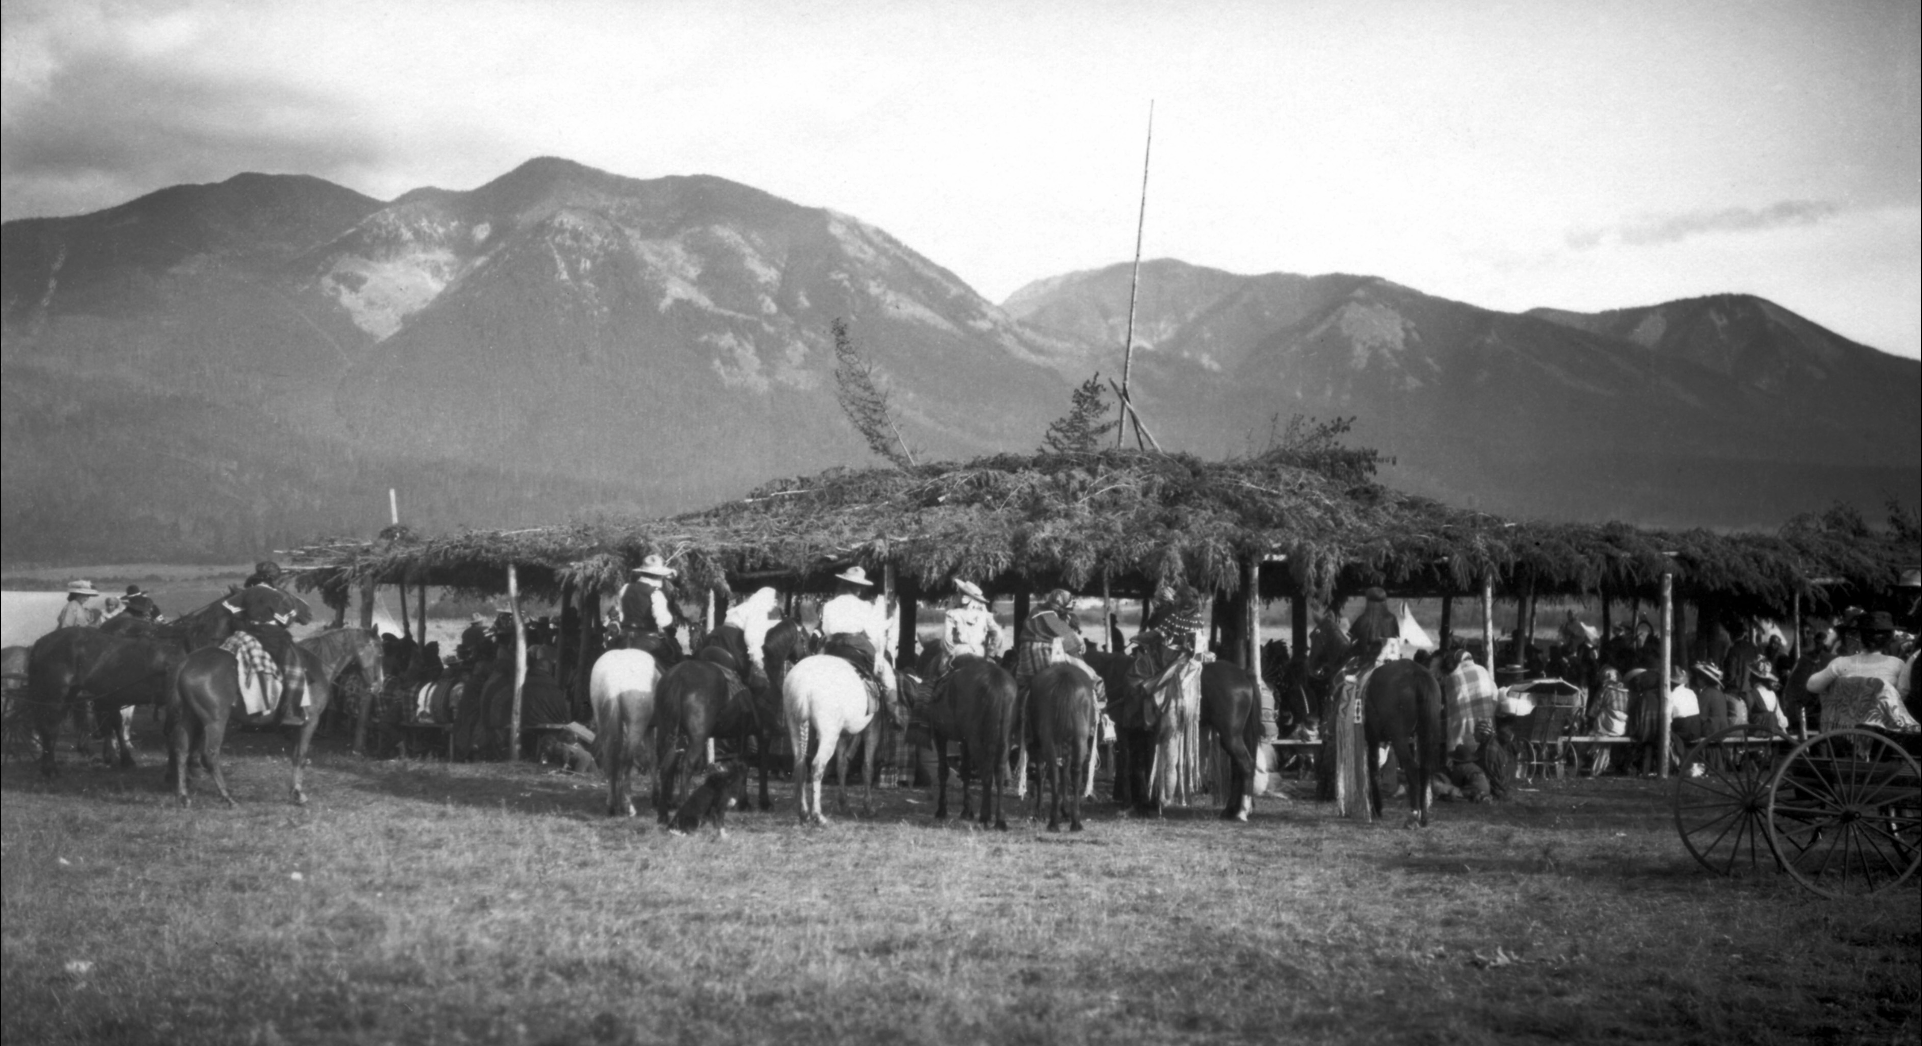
[953,579,987,605]
[834,566,874,587]
[66,579,99,597]
[631,554,676,579]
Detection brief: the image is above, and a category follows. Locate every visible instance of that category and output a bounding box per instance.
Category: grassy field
[3,726,1916,1046]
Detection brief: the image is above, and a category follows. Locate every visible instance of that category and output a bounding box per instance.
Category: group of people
[56,579,165,630]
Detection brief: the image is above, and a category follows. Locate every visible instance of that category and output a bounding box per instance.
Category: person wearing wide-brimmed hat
[220,559,315,723]
[819,566,896,701]
[942,579,1003,662]
[617,554,684,665]
[1805,610,1917,731]
[1747,657,1789,731]
[56,579,103,630]
[119,584,162,622]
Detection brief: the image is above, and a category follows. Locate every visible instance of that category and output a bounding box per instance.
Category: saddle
[823,634,884,718]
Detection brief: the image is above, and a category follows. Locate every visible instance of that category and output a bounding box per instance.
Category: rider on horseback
[618,554,683,666]
[819,566,896,712]
[220,560,312,723]
[943,580,1003,663]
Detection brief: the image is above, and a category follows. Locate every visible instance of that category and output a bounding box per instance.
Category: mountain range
[3,157,1916,563]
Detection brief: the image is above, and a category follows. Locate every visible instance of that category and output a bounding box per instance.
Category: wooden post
[575,582,597,714]
[358,577,375,632]
[416,580,428,647]
[508,563,527,762]
[1791,589,1802,661]
[896,578,917,667]
[1243,557,1261,674]
[1522,578,1537,662]
[1481,576,1495,666]
[1658,571,1673,780]
[1439,593,1454,652]
[1102,576,1115,653]
[1290,592,1308,662]
[397,579,411,640]
[1600,591,1613,660]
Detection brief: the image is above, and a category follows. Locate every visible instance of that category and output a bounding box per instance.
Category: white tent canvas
[1397,601,1436,651]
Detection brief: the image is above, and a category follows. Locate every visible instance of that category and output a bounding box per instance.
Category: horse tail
[1414,666,1445,799]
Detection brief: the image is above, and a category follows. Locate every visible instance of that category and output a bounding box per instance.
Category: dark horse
[25,599,235,777]
[1090,648,1263,819]
[652,623,783,821]
[1027,661,1097,832]
[1362,659,1445,827]
[167,628,384,806]
[905,655,1017,830]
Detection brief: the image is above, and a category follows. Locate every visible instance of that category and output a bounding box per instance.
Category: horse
[1027,661,1096,832]
[783,654,895,825]
[1361,658,1446,827]
[591,648,663,817]
[652,624,781,821]
[1196,660,1264,821]
[1082,649,1149,808]
[907,655,1017,830]
[25,599,235,777]
[166,627,382,806]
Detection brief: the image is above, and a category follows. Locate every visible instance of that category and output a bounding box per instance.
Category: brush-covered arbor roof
[290,454,1917,616]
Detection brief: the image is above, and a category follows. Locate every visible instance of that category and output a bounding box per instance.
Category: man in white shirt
[819,566,896,700]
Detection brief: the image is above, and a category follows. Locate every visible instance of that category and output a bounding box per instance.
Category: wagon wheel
[1673,725,1788,878]
[1765,729,1922,898]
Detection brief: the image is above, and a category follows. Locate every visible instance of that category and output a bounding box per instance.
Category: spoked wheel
[1765,729,1922,898]
[1674,725,1789,878]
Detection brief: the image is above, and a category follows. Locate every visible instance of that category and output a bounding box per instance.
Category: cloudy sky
[5,0,1918,357]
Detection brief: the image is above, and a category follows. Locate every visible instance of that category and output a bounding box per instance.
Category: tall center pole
[1117,101,1155,447]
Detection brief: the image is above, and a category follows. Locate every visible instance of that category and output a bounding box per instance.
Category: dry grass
[3,727,1916,1046]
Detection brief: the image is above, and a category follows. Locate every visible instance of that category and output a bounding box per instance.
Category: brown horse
[1081,649,1149,808]
[167,628,383,806]
[652,624,781,820]
[1092,648,1263,819]
[907,656,1018,830]
[1027,661,1097,832]
[1362,659,1445,827]
[25,599,235,777]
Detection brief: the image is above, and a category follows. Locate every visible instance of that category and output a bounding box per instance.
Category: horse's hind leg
[202,716,238,807]
[1392,736,1424,828]
[1068,735,1090,831]
[1364,731,1383,820]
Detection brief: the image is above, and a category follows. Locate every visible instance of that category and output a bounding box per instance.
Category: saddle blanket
[219,633,308,718]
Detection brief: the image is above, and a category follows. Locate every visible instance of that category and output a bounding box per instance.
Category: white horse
[784,654,889,825]
[591,649,662,817]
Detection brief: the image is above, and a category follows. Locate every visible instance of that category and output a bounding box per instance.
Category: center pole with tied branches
[1115,101,1160,452]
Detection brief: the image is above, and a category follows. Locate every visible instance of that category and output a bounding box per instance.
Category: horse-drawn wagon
[1673,714,1921,897]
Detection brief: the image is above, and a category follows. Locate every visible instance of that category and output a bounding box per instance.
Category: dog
[670,765,740,836]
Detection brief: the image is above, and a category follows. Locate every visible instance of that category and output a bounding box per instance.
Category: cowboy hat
[1750,658,1779,685]
[1858,610,1897,634]
[631,554,676,579]
[833,565,873,587]
[1692,661,1723,684]
[66,579,99,597]
[123,584,148,598]
[953,579,987,605]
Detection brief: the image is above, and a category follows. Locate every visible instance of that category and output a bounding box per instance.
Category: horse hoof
[1069,822,1084,833]
[994,821,1009,832]
[292,792,307,806]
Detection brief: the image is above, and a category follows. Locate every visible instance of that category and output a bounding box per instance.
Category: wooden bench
[398,722,454,761]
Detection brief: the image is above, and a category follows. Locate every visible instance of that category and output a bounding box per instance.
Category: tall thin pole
[1658,572,1673,779]
[1117,101,1155,447]
[508,563,527,762]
